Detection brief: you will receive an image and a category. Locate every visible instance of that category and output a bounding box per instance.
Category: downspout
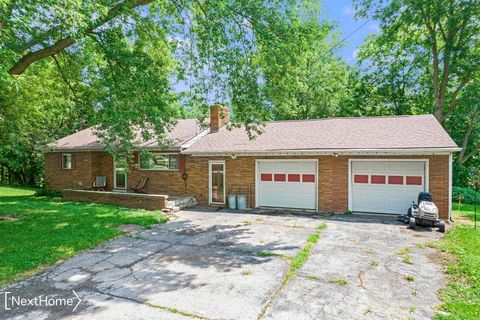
[449,153,453,222]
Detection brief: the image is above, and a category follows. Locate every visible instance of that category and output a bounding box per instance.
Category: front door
[209,161,225,204]
[114,156,127,190]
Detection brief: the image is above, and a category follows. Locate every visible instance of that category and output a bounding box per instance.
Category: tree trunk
[8,0,155,75]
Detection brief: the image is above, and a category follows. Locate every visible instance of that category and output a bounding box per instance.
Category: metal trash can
[237,195,247,210]
[228,194,237,210]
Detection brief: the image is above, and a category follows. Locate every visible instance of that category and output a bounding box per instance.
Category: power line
[302,17,373,71]
[326,18,373,57]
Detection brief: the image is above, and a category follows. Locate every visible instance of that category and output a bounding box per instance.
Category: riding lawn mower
[398,192,446,233]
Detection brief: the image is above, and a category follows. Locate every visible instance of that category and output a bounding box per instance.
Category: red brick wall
[92,152,114,191]
[181,155,450,219]
[63,189,166,210]
[126,153,191,196]
[45,152,94,190]
[45,152,450,218]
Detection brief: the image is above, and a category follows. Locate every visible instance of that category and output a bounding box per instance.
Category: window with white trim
[140,153,179,170]
[62,154,72,170]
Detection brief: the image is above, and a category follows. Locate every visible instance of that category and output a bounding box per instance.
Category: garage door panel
[351,160,426,214]
[258,161,316,210]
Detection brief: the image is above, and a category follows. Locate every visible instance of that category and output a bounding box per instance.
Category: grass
[396,247,414,265]
[452,202,478,223]
[146,302,209,319]
[258,226,327,320]
[404,275,415,282]
[284,230,324,284]
[433,204,480,319]
[329,279,348,285]
[0,186,167,286]
[415,242,427,249]
[316,223,327,231]
[365,247,375,254]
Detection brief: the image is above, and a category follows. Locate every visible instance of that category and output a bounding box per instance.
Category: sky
[174,1,378,95]
[322,0,379,64]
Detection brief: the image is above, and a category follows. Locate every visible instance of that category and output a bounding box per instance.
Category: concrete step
[165,196,197,210]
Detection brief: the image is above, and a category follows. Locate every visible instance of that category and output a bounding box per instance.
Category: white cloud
[342,6,355,17]
[352,49,360,59]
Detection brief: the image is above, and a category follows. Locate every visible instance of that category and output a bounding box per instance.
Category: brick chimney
[210,104,229,132]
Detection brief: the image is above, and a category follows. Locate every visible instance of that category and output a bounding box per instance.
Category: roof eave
[183,147,462,156]
[49,146,183,153]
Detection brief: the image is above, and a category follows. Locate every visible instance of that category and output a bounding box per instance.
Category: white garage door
[351,160,427,214]
[257,160,317,210]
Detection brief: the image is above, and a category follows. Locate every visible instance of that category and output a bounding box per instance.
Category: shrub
[34,189,63,197]
[452,186,480,204]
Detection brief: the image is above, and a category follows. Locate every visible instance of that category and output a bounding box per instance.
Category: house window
[406,176,422,185]
[371,175,386,184]
[261,174,272,181]
[354,175,369,183]
[288,174,301,182]
[302,174,315,183]
[62,154,72,170]
[388,176,404,185]
[140,153,179,170]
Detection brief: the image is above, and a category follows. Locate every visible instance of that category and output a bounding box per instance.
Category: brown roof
[184,115,459,154]
[54,119,206,151]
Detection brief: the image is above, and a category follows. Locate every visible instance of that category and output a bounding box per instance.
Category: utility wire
[300,17,373,72]
[326,17,373,57]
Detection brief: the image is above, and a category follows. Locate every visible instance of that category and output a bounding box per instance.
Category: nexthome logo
[2,290,81,312]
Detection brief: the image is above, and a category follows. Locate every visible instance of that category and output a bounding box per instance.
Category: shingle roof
[183,114,459,154]
[54,119,206,151]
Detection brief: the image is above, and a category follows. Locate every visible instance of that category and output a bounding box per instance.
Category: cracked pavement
[0,208,445,320]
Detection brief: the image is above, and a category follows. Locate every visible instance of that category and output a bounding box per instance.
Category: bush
[34,189,62,197]
[452,186,480,204]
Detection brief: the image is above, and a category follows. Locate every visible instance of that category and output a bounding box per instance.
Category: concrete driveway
[0,208,445,320]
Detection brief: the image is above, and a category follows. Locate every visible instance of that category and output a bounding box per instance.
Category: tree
[1,0,345,184]
[355,0,480,122]
[355,0,480,163]
[0,57,94,185]
[257,17,350,120]
[1,0,336,147]
[446,80,480,164]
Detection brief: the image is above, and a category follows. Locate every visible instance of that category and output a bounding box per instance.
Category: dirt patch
[425,250,446,266]
[0,215,19,222]
[412,233,425,238]
[116,224,144,233]
[452,215,474,226]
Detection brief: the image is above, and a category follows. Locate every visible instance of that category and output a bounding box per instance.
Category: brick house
[45,105,460,219]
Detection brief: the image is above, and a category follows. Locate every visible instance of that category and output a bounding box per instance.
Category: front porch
[63,189,196,211]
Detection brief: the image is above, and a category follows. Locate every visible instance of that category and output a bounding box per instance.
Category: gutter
[182,147,462,156]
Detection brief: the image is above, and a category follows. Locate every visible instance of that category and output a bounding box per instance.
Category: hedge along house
[45,105,460,219]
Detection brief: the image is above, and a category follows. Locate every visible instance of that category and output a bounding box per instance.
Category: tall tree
[355,0,480,163]
[258,17,350,120]
[446,80,480,164]
[355,0,480,122]
[1,0,335,147]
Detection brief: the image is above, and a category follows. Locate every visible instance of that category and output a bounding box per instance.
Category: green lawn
[0,186,167,286]
[435,203,480,319]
